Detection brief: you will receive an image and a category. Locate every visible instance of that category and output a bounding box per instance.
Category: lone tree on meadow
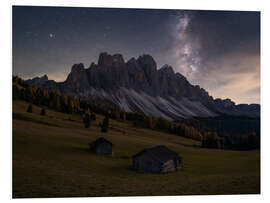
[26,104,33,113]
[101,114,109,133]
[40,108,46,116]
[83,113,91,128]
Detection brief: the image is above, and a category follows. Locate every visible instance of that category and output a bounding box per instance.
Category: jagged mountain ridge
[26,52,260,120]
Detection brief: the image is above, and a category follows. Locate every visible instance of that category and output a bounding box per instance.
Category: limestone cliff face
[26,52,260,120]
[64,63,89,92]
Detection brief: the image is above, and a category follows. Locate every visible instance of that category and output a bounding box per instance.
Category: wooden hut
[89,137,113,155]
[132,145,182,173]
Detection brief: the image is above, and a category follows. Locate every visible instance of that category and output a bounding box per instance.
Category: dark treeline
[182,116,260,136]
[107,110,260,150]
[196,116,259,136]
[13,76,260,150]
[180,117,260,150]
[13,76,80,114]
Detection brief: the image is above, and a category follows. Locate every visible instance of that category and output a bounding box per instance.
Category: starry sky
[12,6,260,104]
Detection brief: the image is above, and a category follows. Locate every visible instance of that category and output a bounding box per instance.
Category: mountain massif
[26,52,260,121]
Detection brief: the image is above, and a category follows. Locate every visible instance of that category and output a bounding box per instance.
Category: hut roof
[132,145,181,164]
[90,137,112,147]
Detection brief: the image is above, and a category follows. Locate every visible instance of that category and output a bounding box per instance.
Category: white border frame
[1,0,269,203]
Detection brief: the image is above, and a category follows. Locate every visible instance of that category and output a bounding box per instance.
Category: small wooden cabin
[132,145,182,173]
[89,137,113,155]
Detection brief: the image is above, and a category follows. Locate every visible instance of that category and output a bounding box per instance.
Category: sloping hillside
[12,100,260,198]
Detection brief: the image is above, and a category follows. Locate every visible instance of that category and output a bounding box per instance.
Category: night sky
[12,6,260,104]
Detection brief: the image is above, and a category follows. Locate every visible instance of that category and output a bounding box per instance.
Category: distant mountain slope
[26,52,260,120]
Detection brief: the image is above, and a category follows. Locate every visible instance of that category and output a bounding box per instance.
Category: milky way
[169,12,201,78]
[12,6,260,104]
[167,10,260,104]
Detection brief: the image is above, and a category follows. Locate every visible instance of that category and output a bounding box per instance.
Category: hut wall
[133,155,161,173]
[95,142,112,155]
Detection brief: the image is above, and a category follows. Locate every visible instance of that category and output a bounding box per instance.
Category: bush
[40,108,46,116]
[26,104,32,113]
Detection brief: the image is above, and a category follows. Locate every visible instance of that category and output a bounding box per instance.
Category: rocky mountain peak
[66,63,89,90]
[112,54,125,65]
[98,52,125,67]
[26,74,49,86]
[25,52,260,119]
[126,57,141,72]
[223,99,235,108]
[41,74,48,80]
[159,64,174,75]
[214,98,235,109]
[127,57,136,63]
[71,63,85,73]
[137,54,157,85]
[137,54,157,72]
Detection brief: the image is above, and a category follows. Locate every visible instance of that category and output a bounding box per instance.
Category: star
[49,33,55,38]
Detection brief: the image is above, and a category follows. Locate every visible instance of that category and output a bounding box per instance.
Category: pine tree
[144,115,154,129]
[40,108,46,116]
[120,111,126,121]
[67,97,73,114]
[12,84,20,100]
[27,104,33,113]
[25,86,33,102]
[101,115,109,133]
[60,94,68,113]
[83,113,91,128]
[90,113,96,121]
[114,110,120,120]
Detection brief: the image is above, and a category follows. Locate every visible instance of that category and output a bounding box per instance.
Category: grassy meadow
[12,100,260,198]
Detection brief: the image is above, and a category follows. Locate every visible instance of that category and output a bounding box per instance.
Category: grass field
[12,100,260,198]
